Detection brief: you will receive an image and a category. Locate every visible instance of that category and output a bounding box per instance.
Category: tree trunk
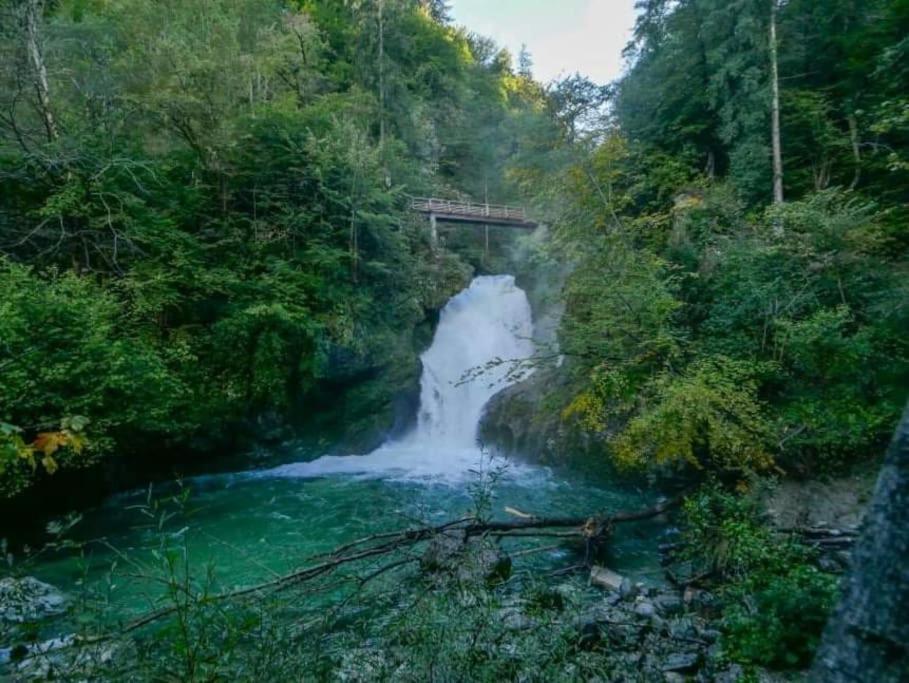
[378,0,385,150]
[769,0,784,206]
[810,403,909,682]
[24,0,57,143]
[848,113,862,190]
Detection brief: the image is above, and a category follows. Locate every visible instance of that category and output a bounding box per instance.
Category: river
[24,275,666,622]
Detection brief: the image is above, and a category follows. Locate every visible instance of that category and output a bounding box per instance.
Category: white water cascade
[263,275,535,481]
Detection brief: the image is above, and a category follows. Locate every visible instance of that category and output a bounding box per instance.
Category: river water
[26,276,666,620]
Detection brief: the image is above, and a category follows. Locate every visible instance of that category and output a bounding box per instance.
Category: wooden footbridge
[409,196,537,247]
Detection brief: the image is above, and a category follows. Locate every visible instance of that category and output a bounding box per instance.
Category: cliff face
[478,234,588,464]
[479,366,602,466]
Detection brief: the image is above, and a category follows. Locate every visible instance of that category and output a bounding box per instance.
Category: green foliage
[683,484,782,579]
[723,563,839,668]
[611,357,773,472]
[0,0,555,498]
[0,260,187,495]
[529,18,908,475]
[552,182,906,475]
[620,0,909,205]
[682,485,840,669]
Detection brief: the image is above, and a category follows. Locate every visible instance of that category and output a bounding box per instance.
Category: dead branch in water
[73,495,684,644]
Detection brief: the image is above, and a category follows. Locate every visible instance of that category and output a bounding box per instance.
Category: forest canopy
[0,0,551,497]
[540,0,909,478]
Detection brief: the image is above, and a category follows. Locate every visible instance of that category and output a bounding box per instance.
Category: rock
[835,550,852,568]
[421,534,511,585]
[623,652,643,666]
[578,605,616,626]
[0,577,65,622]
[499,607,536,631]
[338,648,390,682]
[463,544,512,585]
[698,628,721,644]
[683,586,701,604]
[14,636,131,680]
[619,577,639,600]
[554,582,582,601]
[684,588,720,613]
[662,652,701,673]
[655,594,684,616]
[634,601,657,619]
[669,618,697,641]
[713,664,745,683]
[664,673,685,683]
[666,560,702,586]
[420,532,463,572]
[818,555,841,573]
[590,565,624,592]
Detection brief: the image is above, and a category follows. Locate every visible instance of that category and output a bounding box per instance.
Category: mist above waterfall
[262,276,535,481]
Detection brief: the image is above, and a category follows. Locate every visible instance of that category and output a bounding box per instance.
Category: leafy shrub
[682,485,840,669]
[723,564,839,668]
[611,357,774,473]
[682,484,780,580]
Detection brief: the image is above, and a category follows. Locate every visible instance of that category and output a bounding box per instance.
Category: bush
[682,485,840,669]
[611,357,774,474]
[723,563,839,669]
[682,484,780,580]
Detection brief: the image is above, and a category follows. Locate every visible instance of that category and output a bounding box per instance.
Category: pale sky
[449,0,638,85]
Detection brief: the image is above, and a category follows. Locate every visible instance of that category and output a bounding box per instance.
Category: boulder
[420,532,464,572]
[713,664,745,683]
[697,627,721,644]
[619,577,639,600]
[421,533,511,585]
[655,594,684,616]
[337,648,391,682]
[13,636,130,680]
[661,652,701,673]
[590,565,624,592]
[668,618,697,641]
[634,601,657,619]
[498,607,536,632]
[0,577,65,622]
[458,544,512,585]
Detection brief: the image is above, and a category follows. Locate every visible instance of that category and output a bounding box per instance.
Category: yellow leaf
[41,454,58,475]
[32,432,67,456]
[66,432,87,454]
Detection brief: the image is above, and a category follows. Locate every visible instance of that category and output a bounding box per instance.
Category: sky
[449,0,638,85]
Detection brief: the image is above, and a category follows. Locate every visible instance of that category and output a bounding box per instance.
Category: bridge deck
[410,197,537,228]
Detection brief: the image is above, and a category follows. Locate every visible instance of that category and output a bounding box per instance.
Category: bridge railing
[409,197,528,222]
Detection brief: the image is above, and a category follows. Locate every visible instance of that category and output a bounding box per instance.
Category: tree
[810,404,909,682]
[617,0,723,178]
[770,0,784,204]
[419,0,450,23]
[518,43,533,79]
[546,74,611,141]
[24,0,57,142]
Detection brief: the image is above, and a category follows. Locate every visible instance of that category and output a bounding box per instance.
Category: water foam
[262,275,535,482]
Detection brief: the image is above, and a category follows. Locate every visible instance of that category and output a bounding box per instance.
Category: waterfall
[263,275,535,481]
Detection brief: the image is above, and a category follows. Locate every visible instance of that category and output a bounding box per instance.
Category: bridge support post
[429,213,438,251]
